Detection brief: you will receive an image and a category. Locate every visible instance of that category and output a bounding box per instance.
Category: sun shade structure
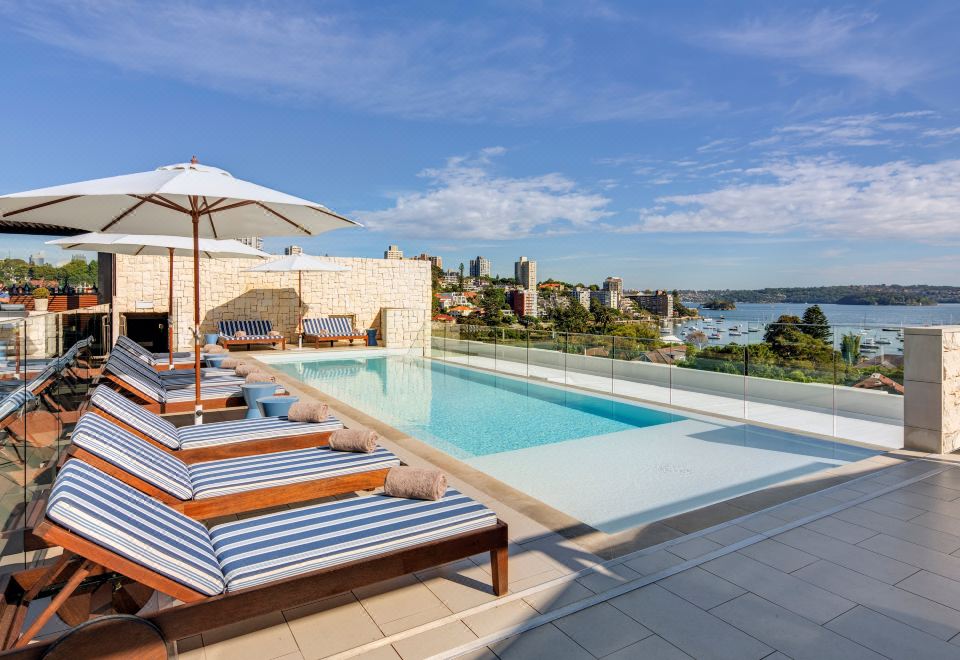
[47,233,268,368]
[245,254,350,341]
[1,158,360,422]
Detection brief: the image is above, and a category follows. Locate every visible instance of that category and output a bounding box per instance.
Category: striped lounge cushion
[210,489,498,591]
[116,336,195,366]
[218,320,280,339]
[188,446,400,499]
[303,318,363,337]
[26,363,59,392]
[105,350,165,398]
[0,389,34,422]
[176,415,344,450]
[159,368,244,387]
[163,382,244,402]
[46,460,224,596]
[89,385,180,449]
[71,413,193,500]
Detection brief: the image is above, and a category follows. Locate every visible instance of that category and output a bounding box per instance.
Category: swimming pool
[273,355,879,533]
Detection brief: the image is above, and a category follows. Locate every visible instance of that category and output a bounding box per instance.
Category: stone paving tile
[417,560,502,613]
[803,515,877,544]
[600,634,692,659]
[489,623,593,660]
[773,527,918,583]
[610,584,772,659]
[462,600,540,637]
[792,560,960,640]
[701,552,855,624]
[736,538,819,573]
[833,506,960,554]
[621,549,685,576]
[912,511,960,536]
[858,496,927,521]
[201,611,299,660]
[354,574,449,627]
[523,581,595,614]
[391,621,477,660]
[575,562,641,593]
[667,535,724,561]
[282,593,383,659]
[379,605,454,636]
[826,605,960,660]
[451,648,498,660]
[897,570,960,612]
[767,502,821,523]
[858,533,960,581]
[657,566,745,610]
[881,489,960,515]
[704,523,758,546]
[554,602,653,657]
[710,593,884,660]
[737,512,789,533]
[903,481,960,502]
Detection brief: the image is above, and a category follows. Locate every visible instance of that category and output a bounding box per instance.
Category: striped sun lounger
[88,385,342,457]
[101,350,245,414]
[5,460,505,651]
[67,412,400,517]
[115,335,196,369]
[303,317,367,347]
[218,320,285,351]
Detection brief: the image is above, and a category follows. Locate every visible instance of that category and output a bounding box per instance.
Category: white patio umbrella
[245,254,350,347]
[47,233,268,368]
[1,158,360,422]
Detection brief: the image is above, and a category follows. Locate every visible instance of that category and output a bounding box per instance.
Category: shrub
[32,287,49,299]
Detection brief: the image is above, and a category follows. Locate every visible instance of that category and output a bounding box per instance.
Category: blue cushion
[303,318,363,337]
[47,461,224,596]
[90,385,180,449]
[176,414,344,449]
[71,413,193,500]
[188,446,400,499]
[218,320,279,338]
[209,489,497,591]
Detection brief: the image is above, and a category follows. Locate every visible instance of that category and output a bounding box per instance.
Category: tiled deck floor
[177,455,960,659]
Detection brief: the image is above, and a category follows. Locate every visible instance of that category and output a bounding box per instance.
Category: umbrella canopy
[48,233,268,367]
[2,159,360,422]
[246,254,350,337]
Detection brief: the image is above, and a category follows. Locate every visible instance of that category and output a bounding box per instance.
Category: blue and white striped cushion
[303,318,363,337]
[176,415,344,449]
[188,446,399,499]
[218,320,280,338]
[210,489,497,592]
[0,389,34,422]
[116,336,157,365]
[47,460,224,596]
[89,386,180,449]
[159,368,244,387]
[163,382,244,402]
[71,414,193,500]
[26,364,59,392]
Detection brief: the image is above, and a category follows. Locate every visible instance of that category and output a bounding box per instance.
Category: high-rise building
[590,289,617,309]
[629,290,674,318]
[511,289,538,318]
[28,254,45,266]
[413,253,443,269]
[571,287,592,309]
[602,276,623,309]
[384,245,404,260]
[238,236,263,251]
[514,256,537,289]
[284,245,303,255]
[469,256,491,278]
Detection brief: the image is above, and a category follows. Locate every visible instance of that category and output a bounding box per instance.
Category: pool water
[275,355,879,532]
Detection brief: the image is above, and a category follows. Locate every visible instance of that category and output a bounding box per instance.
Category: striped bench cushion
[26,364,59,392]
[71,414,193,500]
[107,349,165,389]
[0,389,34,422]
[218,320,280,338]
[188,446,400,499]
[218,334,280,341]
[210,489,498,592]
[103,362,165,402]
[89,385,180,449]
[159,368,244,386]
[303,318,364,337]
[176,415,343,450]
[163,382,244,402]
[47,460,224,596]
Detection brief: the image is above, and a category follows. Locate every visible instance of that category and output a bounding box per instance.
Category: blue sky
[1,0,959,289]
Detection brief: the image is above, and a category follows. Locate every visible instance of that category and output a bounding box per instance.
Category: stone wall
[112,255,430,350]
[904,326,960,454]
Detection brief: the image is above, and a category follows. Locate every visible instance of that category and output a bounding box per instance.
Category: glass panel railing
[527,329,566,381]
[611,333,671,404]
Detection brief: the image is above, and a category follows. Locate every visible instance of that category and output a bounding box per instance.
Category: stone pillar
[904,326,960,454]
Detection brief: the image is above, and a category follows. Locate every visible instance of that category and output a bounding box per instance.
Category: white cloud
[359,150,612,240]
[773,113,931,148]
[620,157,960,240]
[923,127,960,138]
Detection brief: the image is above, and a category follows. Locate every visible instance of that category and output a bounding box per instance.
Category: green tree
[550,301,592,333]
[61,259,91,286]
[763,314,802,345]
[458,263,465,292]
[589,298,621,334]
[800,305,831,342]
[479,287,506,326]
[840,333,861,365]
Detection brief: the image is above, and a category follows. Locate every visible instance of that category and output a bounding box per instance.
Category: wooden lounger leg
[13,558,96,649]
[490,546,508,596]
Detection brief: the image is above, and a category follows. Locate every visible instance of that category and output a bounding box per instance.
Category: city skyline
[2,2,959,287]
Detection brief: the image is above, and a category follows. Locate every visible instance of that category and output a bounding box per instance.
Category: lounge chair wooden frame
[218,336,286,351]
[101,373,244,414]
[304,331,367,348]
[87,407,335,461]
[0,511,507,656]
[63,444,392,519]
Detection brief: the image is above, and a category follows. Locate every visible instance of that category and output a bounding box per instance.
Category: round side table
[205,355,228,368]
[241,383,278,419]
[258,395,299,418]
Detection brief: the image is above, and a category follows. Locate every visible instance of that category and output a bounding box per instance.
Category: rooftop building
[629,289,674,318]
[283,245,303,255]
[237,236,263,251]
[384,244,404,260]
[514,256,537,289]
[469,255,491,278]
[413,252,443,269]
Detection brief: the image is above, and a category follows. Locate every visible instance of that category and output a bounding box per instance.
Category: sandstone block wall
[113,255,430,350]
[904,326,960,454]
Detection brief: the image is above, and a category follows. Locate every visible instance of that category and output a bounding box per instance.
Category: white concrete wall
[435,337,903,423]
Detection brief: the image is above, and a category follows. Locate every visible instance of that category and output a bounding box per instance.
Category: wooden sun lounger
[101,373,245,414]
[0,464,508,656]
[302,317,367,347]
[217,321,285,351]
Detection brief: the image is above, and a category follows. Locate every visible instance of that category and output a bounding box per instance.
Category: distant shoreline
[681,285,951,306]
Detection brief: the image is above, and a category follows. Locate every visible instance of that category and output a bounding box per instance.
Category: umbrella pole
[298,270,303,349]
[168,248,175,370]
[192,212,203,424]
